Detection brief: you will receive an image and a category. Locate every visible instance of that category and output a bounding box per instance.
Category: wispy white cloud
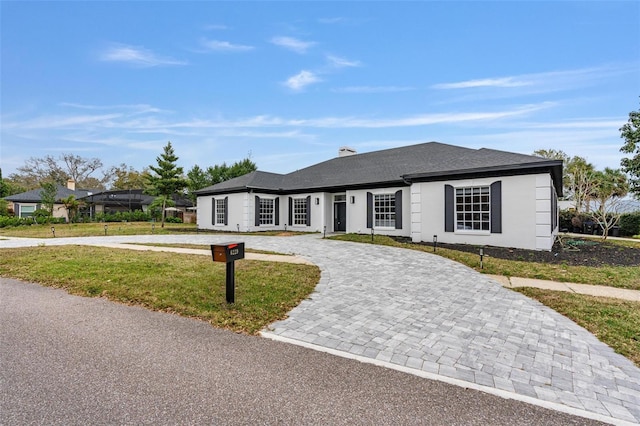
[3,113,123,130]
[59,103,167,115]
[99,43,187,67]
[332,86,415,94]
[432,64,637,92]
[433,77,531,89]
[270,36,316,54]
[318,17,346,24]
[326,54,361,68]
[199,38,254,52]
[283,70,322,91]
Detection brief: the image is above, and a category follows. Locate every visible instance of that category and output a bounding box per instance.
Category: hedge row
[0,216,66,228]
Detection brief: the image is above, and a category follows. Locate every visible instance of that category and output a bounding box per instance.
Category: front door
[334,201,346,232]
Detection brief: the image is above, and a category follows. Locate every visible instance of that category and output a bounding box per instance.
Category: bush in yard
[619,212,640,237]
[165,216,183,223]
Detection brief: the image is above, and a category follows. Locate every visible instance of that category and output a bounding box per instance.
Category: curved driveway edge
[1,234,639,424]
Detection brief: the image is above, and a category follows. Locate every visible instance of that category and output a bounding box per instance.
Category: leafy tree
[566,156,596,213]
[146,142,186,228]
[108,164,151,190]
[40,182,58,217]
[148,195,176,221]
[0,168,8,198]
[620,102,640,198]
[186,165,209,203]
[588,168,629,239]
[9,154,108,190]
[0,199,8,216]
[533,149,570,196]
[186,157,257,204]
[61,195,83,223]
[204,157,257,185]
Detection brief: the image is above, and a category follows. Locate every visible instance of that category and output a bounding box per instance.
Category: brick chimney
[67,179,76,191]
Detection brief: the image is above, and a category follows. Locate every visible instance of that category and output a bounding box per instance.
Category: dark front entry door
[334,202,346,232]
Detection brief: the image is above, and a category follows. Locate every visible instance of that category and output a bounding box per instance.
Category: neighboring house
[80,189,195,222]
[195,142,563,251]
[4,180,90,221]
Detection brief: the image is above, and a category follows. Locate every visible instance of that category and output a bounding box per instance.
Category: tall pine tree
[146,142,186,228]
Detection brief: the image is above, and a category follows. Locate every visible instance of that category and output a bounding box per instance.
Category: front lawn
[0,246,320,335]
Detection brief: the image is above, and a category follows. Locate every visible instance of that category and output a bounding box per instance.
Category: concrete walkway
[1,234,639,425]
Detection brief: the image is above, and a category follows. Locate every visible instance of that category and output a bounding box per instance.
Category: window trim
[259,197,275,226]
[445,181,501,234]
[293,198,307,226]
[454,186,491,233]
[215,198,227,226]
[373,193,396,228]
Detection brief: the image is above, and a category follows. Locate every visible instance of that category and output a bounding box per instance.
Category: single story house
[195,142,563,251]
[4,180,91,221]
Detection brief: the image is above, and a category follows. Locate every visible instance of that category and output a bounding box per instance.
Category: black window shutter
[394,190,403,229]
[306,196,311,226]
[366,192,373,228]
[444,185,454,232]
[224,196,228,226]
[212,198,216,225]
[275,198,280,225]
[254,196,260,227]
[490,181,502,234]
[288,197,293,226]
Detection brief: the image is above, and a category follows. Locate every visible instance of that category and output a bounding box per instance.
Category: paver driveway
[1,233,639,424]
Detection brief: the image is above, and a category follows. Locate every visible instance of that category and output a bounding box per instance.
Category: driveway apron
[1,233,639,424]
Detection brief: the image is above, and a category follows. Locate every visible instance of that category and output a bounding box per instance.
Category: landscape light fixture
[433,235,437,252]
[104,224,108,236]
[323,225,327,238]
[51,226,55,238]
[371,227,374,242]
[152,223,155,233]
[479,247,484,269]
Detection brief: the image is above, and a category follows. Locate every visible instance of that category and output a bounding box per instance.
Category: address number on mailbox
[211,242,245,263]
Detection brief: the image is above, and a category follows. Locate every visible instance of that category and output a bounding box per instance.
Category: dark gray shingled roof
[196,142,563,196]
[4,186,90,203]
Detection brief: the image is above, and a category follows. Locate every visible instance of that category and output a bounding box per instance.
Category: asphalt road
[0,278,605,425]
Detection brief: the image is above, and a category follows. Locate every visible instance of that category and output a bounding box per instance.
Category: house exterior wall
[196,173,558,251]
[196,192,327,233]
[14,202,68,221]
[411,173,556,251]
[343,187,411,237]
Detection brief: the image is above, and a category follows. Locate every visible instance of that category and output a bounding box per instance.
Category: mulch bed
[393,236,640,267]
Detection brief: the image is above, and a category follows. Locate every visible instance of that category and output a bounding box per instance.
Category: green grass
[0,222,314,238]
[516,288,640,367]
[0,246,319,335]
[0,222,197,238]
[329,234,640,290]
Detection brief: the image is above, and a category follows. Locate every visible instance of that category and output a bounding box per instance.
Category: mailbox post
[211,242,245,303]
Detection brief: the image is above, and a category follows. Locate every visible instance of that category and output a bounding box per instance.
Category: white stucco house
[195,142,563,251]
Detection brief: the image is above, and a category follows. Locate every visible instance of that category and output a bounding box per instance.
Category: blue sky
[1,1,639,180]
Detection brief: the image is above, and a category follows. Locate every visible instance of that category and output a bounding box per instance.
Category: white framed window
[259,198,274,225]
[455,186,490,231]
[20,205,35,218]
[293,198,307,225]
[374,193,395,228]
[215,198,226,225]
